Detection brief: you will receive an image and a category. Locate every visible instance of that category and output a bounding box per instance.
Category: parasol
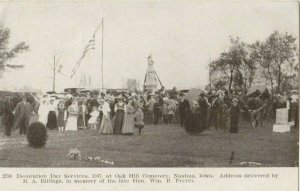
[247,85,267,96]
[185,88,205,106]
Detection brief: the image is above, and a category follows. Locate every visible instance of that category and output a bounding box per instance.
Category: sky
[0,1,298,92]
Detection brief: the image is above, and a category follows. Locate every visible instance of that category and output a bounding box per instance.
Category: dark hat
[199,92,205,96]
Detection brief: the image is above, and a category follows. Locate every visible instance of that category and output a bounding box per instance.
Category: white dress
[38,103,49,125]
[65,105,78,131]
[88,111,100,124]
[99,102,113,134]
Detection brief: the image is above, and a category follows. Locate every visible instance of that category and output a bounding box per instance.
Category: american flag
[71,20,103,78]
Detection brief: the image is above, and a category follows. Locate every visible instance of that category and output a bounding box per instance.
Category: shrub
[27,122,48,148]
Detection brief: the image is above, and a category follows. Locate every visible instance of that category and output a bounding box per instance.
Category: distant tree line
[208,31,298,95]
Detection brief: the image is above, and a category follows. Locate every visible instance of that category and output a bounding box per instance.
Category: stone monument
[144,55,159,93]
[273,108,290,132]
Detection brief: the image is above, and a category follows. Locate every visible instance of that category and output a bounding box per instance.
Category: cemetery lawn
[0,121,298,167]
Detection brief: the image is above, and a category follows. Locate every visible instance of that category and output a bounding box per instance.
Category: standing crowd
[180,90,242,135]
[37,92,147,136]
[1,87,298,137]
[1,92,148,136]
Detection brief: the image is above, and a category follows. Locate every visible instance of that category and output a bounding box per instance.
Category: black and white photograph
[0,1,298,170]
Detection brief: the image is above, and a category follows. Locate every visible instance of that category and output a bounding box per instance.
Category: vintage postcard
[0,1,298,190]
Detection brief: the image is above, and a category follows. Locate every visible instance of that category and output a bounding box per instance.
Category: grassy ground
[0,120,298,167]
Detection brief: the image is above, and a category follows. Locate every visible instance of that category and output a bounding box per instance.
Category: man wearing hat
[14,95,32,135]
[230,97,240,133]
[198,92,209,131]
[2,95,14,136]
[146,93,156,124]
[153,96,162,125]
[178,92,190,127]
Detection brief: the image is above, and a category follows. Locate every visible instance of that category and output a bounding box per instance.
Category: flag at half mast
[71,20,103,78]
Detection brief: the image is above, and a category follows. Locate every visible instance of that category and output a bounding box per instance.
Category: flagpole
[101,18,104,89]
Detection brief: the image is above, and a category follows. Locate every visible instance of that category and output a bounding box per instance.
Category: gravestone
[273,108,290,132]
[275,109,288,125]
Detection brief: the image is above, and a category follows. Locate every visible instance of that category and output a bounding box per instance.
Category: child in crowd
[162,102,169,125]
[57,101,66,131]
[88,106,100,130]
[135,105,144,135]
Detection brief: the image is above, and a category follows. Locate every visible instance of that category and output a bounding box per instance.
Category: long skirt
[184,111,203,135]
[121,113,135,134]
[99,116,113,134]
[77,114,85,129]
[39,110,48,125]
[57,111,65,127]
[97,111,103,130]
[46,111,57,130]
[65,115,78,131]
[113,110,124,134]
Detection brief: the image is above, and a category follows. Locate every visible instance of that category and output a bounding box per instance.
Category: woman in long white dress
[38,99,49,125]
[65,100,78,131]
[99,99,113,134]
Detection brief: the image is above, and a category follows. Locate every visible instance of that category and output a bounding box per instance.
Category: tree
[250,31,297,94]
[0,24,29,75]
[250,41,275,94]
[280,60,298,92]
[213,78,227,90]
[210,37,256,93]
[48,53,61,92]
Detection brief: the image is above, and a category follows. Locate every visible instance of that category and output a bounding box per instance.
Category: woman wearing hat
[178,92,190,127]
[122,97,135,135]
[38,98,49,125]
[97,99,105,129]
[65,99,79,131]
[184,101,201,135]
[46,98,57,130]
[99,98,113,134]
[113,95,126,134]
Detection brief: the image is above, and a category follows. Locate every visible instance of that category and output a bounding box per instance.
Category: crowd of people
[1,87,298,137]
[179,90,242,135]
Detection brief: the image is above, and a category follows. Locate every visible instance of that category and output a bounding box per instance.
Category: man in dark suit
[14,95,32,135]
[2,95,14,136]
[178,92,190,127]
[153,96,162,125]
[198,92,209,130]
